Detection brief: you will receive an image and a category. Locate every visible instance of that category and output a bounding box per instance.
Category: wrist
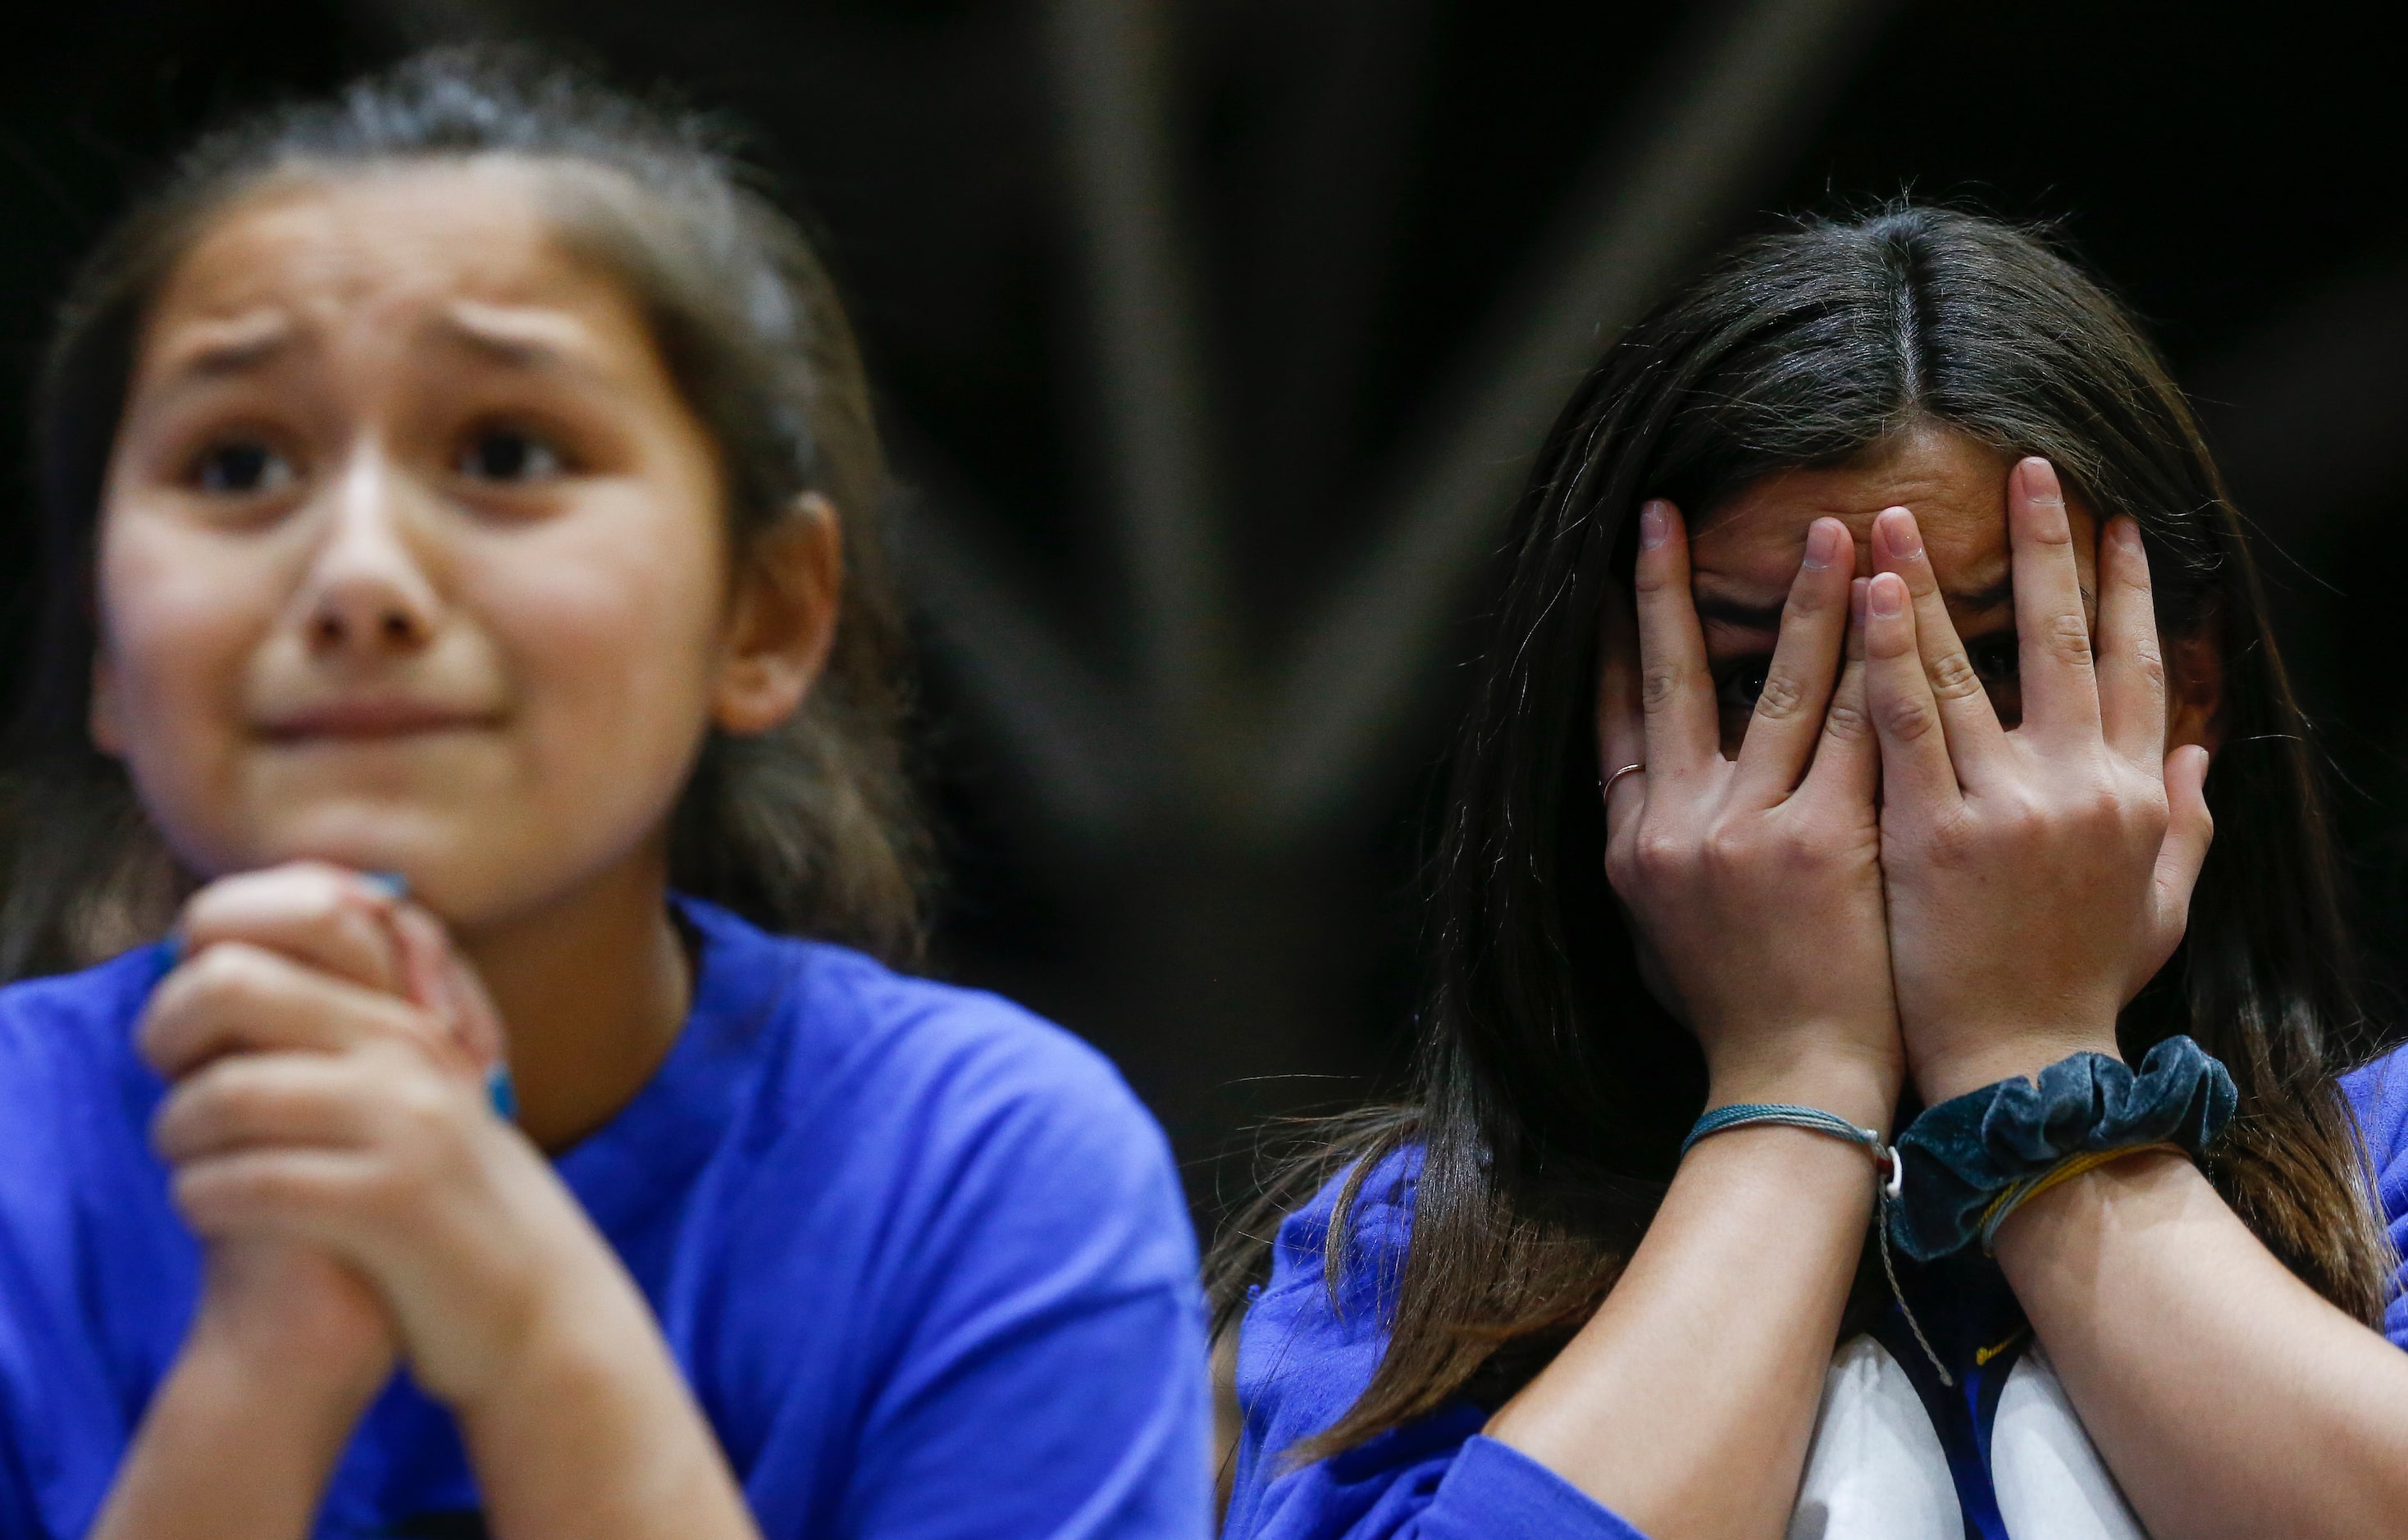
[174,1314,391,1444]
[445,1259,660,1429]
[1911,1020,2122,1105]
[1705,1041,1902,1137]
[185,1290,395,1414]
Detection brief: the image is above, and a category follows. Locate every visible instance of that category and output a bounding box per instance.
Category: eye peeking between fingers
[1713,632,2023,746]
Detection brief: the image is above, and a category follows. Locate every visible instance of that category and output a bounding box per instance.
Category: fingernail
[1801,520,1838,571]
[361,871,409,900]
[486,1064,518,1120]
[2022,457,2062,503]
[1869,573,1905,618]
[1878,507,1922,558]
[2114,517,2144,551]
[1638,501,1668,549]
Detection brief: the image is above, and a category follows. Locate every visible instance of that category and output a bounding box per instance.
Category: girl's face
[1674,427,2218,759]
[92,162,832,930]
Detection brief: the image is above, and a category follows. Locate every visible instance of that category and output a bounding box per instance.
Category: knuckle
[1771,824,1824,868]
[1640,663,1686,711]
[1881,697,1936,741]
[1821,697,1872,743]
[1999,791,2049,838]
[385,1068,456,1134]
[1701,825,1754,871]
[1752,669,1807,722]
[2130,640,2168,692]
[2049,613,2095,667]
[1925,812,1981,865]
[1927,650,1983,702]
[1632,830,1688,883]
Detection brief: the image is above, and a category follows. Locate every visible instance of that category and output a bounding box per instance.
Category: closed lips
[255,699,499,739]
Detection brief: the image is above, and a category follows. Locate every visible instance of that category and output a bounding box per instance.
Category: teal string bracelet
[1683,1101,1950,1387]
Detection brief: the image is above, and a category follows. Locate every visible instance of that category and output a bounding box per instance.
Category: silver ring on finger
[1601,762,1645,800]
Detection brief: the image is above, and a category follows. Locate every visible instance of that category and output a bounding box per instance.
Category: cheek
[465,499,725,781]
[94,508,280,777]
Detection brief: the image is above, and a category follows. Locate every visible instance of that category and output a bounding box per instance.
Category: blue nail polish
[486,1064,518,1120]
[362,871,409,900]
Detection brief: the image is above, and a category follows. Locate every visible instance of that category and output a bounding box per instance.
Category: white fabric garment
[1785,1335,2150,1539]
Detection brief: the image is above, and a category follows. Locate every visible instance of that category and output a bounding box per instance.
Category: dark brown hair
[1,46,927,977]
[1210,202,2395,1459]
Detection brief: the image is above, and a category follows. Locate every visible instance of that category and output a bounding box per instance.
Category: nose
[299,447,441,658]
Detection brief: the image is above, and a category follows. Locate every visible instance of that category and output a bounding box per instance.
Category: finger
[153,1051,381,1164]
[385,904,505,1073]
[1872,507,2011,782]
[139,942,451,1082]
[172,1148,380,1246]
[2152,744,2214,943]
[2009,457,2103,740]
[2096,515,2169,765]
[1597,581,1649,844]
[1731,517,1854,805]
[1799,593,1878,809]
[1630,500,1719,779]
[1861,571,1964,812]
[177,863,403,995]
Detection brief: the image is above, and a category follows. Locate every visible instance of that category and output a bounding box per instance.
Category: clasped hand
[139,863,618,1411]
[1598,458,2214,1123]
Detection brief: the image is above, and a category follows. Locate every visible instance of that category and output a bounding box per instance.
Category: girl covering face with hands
[1215,206,2408,1540]
[0,49,1206,1540]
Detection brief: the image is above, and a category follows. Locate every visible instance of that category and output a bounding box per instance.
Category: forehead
[142,160,645,366]
[1691,428,2017,591]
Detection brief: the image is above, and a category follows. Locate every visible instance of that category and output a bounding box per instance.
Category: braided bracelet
[1683,1101,1950,1387]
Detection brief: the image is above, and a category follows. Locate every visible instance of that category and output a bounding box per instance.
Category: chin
[217,799,524,920]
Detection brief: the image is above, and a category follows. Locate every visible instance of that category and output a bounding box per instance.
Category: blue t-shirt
[0,896,1210,1540]
[1225,1047,2408,1540]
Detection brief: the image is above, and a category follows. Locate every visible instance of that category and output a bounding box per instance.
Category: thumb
[386,904,509,1081]
[2137,744,2214,993]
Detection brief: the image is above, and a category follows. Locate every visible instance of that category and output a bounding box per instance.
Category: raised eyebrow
[428,307,610,378]
[152,317,296,383]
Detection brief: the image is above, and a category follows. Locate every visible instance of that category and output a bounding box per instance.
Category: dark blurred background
[5,0,2405,1212]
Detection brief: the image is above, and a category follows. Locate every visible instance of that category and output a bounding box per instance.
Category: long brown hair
[2,46,928,977]
[1209,202,2395,1460]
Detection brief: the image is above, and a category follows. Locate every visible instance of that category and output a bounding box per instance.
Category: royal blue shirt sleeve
[1222,1150,1647,1540]
[2342,1043,2408,1346]
[0,950,192,1540]
[727,967,1212,1540]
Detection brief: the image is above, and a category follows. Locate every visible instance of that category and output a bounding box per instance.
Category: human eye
[189,437,298,497]
[1968,634,2025,727]
[456,424,569,484]
[1716,658,1772,713]
[1970,636,2020,686]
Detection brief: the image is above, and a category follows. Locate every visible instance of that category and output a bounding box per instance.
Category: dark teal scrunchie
[1886,1034,2236,1261]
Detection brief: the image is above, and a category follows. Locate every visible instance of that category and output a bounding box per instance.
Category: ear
[2164,613,2223,757]
[711,493,843,737]
[89,649,126,759]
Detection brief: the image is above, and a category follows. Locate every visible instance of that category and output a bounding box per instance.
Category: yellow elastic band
[1977,1141,2185,1252]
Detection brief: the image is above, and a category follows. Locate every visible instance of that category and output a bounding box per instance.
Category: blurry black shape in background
[4,0,2404,1214]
